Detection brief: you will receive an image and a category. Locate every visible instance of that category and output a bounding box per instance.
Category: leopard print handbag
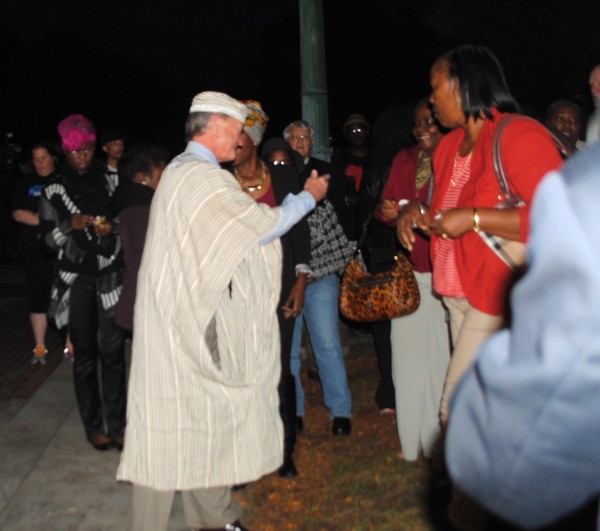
[339,250,420,323]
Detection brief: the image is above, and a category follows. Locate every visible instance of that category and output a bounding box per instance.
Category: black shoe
[88,433,112,451]
[332,416,351,436]
[307,369,320,381]
[278,455,298,478]
[203,521,249,531]
[295,416,304,432]
[224,522,249,531]
[112,434,124,451]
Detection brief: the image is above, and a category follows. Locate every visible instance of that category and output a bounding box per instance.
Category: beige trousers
[131,484,242,531]
[390,272,450,461]
[439,297,504,426]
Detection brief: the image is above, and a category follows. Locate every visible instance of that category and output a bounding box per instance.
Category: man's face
[590,66,600,103]
[287,127,313,159]
[103,139,125,161]
[65,143,95,174]
[344,123,368,147]
[213,115,244,163]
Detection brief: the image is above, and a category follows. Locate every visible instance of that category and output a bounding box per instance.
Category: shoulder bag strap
[355,214,373,255]
[493,114,573,204]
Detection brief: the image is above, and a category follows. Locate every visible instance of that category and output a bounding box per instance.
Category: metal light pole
[299,0,330,162]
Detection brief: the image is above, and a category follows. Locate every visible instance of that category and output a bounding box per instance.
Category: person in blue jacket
[446,142,600,529]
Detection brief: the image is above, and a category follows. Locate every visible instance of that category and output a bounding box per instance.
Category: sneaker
[31,344,48,366]
[63,343,74,361]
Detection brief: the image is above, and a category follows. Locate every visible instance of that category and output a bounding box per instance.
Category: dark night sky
[2,0,600,154]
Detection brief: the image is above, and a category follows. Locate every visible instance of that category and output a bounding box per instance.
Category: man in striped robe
[117,92,327,531]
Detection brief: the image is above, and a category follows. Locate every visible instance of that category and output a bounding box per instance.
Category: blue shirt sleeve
[259,191,315,244]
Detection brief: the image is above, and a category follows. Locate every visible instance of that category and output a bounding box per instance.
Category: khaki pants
[439,297,504,426]
[440,297,504,531]
[131,484,242,531]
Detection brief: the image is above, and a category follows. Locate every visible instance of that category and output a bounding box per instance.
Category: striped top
[117,147,300,490]
[433,153,472,298]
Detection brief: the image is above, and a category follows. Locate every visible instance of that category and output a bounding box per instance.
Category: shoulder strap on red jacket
[493,114,572,203]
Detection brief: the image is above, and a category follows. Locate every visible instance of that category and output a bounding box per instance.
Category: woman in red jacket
[398,45,563,530]
[398,46,562,426]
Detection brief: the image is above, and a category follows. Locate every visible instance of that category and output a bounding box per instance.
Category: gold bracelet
[472,208,481,233]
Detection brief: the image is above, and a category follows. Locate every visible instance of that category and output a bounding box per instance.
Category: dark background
[2,0,600,154]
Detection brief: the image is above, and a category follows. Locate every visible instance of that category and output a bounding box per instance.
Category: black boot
[278,374,298,477]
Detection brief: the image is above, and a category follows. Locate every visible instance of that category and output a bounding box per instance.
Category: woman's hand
[397,201,430,252]
[71,213,93,230]
[429,208,474,239]
[281,273,308,319]
[378,199,398,221]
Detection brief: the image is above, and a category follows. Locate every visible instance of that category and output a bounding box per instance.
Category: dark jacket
[111,180,155,332]
[38,159,123,328]
[260,138,311,298]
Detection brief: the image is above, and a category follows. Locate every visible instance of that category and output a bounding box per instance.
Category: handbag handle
[493,114,573,204]
[355,214,373,253]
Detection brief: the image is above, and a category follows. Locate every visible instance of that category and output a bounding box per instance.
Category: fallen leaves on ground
[237,329,448,530]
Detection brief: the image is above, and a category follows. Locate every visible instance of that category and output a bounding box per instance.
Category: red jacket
[378,144,432,273]
[431,110,563,315]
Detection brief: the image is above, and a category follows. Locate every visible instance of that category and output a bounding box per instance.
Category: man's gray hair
[185,112,230,142]
[283,120,314,141]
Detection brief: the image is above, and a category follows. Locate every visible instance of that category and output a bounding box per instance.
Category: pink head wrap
[57,114,96,151]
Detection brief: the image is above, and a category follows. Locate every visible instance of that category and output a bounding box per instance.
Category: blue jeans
[290,274,351,418]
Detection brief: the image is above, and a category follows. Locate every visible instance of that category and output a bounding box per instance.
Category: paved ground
[0,259,371,530]
[0,261,63,403]
[0,260,200,530]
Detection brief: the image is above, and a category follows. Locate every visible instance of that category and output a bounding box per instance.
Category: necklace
[449,151,472,187]
[234,159,267,193]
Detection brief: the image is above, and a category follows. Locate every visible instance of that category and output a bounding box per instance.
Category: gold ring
[441,233,448,239]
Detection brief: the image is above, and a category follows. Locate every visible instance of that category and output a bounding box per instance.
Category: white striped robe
[117,153,284,490]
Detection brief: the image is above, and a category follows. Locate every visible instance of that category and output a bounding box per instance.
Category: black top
[11,170,58,246]
[298,156,346,223]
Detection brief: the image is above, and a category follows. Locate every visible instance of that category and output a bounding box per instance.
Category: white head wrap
[242,100,269,145]
[189,91,247,123]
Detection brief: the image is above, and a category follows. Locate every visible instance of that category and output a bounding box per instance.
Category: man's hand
[303,169,329,202]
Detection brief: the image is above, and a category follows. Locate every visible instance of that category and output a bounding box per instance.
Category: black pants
[69,275,126,439]
[367,248,396,410]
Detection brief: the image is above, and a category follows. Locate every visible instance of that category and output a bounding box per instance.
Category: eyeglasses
[269,160,291,166]
[68,146,95,157]
[349,127,365,134]
[289,134,311,142]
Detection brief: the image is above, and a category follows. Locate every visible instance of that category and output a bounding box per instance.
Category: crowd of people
[5,44,600,530]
